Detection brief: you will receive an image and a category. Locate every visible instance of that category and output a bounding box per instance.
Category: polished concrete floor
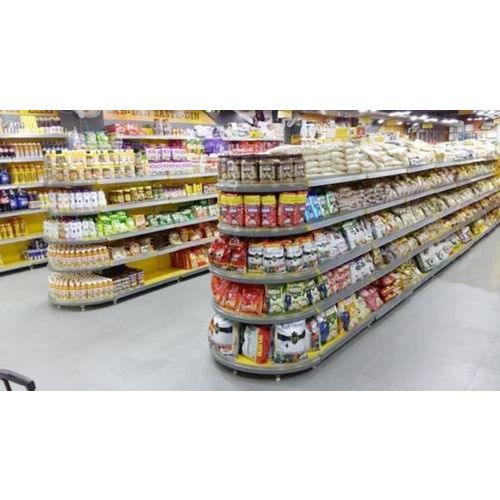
[1,228,499,390]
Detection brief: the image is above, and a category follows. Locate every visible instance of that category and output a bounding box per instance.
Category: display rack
[208,152,499,377]
[0,132,67,274]
[44,138,219,308]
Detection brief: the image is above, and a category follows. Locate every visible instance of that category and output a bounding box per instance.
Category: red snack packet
[358,285,384,311]
[333,263,352,291]
[295,191,308,225]
[223,282,243,311]
[208,237,231,269]
[239,285,265,316]
[226,193,244,226]
[211,276,230,304]
[228,237,247,273]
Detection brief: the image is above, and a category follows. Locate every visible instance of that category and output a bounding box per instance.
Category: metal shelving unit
[48,193,218,217]
[0,258,48,274]
[218,173,495,237]
[0,232,44,246]
[217,181,308,193]
[0,133,67,140]
[210,189,499,285]
[45,171,218,188]
[0,208,46,219]
[49,264,210,309]
[49,236,215,272]
[210,220,499,376]
[44,215,218,245]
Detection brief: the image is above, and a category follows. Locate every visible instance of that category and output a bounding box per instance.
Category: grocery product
[273,321,308,363]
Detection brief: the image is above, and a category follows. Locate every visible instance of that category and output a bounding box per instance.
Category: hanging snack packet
[324,305,338,341]
[305,317,322,351]
[263,241,286,274]
[239,285,265,316]
[283,238,304,272]
[261,194,278,228]
[300,235,318,269]
[273,320,308,363]
[241,325,271,364]
[208,314,240,357]
[278,192,298,227]
[243,194,261,228]
[284,281,309,312]
[247,241,264,272]
[305,278,321,305]
[265,284,286,315]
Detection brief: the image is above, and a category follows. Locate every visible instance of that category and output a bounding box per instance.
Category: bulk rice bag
[283,239,304,272]
[208,314,240,357]
[247,241,264,272]
[265,284,286,315]
[284,281,309,312]
[273,321,308,363]
[241,325,271,364]
[305,279,321,305]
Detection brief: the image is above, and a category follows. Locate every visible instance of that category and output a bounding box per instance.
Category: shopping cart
[0,369,36,391]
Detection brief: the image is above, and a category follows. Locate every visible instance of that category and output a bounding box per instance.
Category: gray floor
[1,229,499,390]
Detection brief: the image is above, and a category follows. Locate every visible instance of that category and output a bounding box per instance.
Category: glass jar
[226,156,242,181]
[240,155,259,183]
[259,156,277,183]
[276,156,294,182]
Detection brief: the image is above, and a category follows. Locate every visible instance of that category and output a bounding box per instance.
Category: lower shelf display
[208,212,499,376]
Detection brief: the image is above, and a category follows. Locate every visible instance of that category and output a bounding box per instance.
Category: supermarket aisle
[1,228,499,390]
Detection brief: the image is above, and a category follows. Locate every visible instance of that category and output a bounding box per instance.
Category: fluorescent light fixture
[419,114,428,120]
[377,119,384,124]
[397,121,403,125]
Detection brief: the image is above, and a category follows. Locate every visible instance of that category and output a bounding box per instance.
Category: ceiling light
[397,121,403,125]
[410,116,418,121]
[419,115,428,120]
[377,119,384,124]
[476,111,485,116]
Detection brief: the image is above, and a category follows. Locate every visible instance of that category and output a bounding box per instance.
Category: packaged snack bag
[304,194,317,222]
[208,314,240,357]
[326,191,338,214]
[266,284,286,315]
[226,193,244,226]
[295,191,308,225]
[370,247,384,268]
[219,193,229,224]
[283,238,304,272]
[263,241,286,274]
[261,194,278,228]
[324,305,338,341]
[278,192,298,227]
[241,325,271,364]
[326,270,337,295]
[273,320,308,363]
[284,281,309,312]
[328,229,349,258]
[239,285,265,315]
[300,235,318,268]
[243,194,261,228]
[337,296,356,336]
[305,278,321,305]
[316,313,330,344]
[228,237,247,273]
[305,318,321,351]
[333,263,352,291]
[208,238,231,269]
[376,274,396,287]
[315,274,329,300]
[317,194,329,218]
[247,241,264,272]
[211,276,230,304]
[353,294,372,322]
[314,230,331,259]
[223,282,243,311]
[359,285,384,312]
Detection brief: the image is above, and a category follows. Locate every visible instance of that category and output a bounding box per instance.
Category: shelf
[44,215,218,245]
[0,208,46,219]
[306,158,490,187]
[48,265,210,308]
[0,258,47,274]
[0,232,44,246]
[48,193,218,217]
[0,157,44,164]
[223,138,284,142]
[211,201,499,325]
[0,182,45,189]
[0,133,67,140]
[45,171,218,188]
[210,220,499,375]
[217,173,496,237]
[114,134,195,141]
[217,181,308,193]
[49,236,216,272]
